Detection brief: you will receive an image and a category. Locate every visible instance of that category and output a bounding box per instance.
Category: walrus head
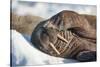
[31,10,96,58]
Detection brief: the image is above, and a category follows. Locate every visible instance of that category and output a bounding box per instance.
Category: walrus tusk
[49,42,60,55]
[57,34,69,43]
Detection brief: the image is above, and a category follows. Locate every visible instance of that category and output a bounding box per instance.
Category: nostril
[40,27,49,35]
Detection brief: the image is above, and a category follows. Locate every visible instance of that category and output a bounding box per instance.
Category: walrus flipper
[76,51,96,62]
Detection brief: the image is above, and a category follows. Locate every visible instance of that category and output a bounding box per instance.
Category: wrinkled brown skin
[31,10,96,62]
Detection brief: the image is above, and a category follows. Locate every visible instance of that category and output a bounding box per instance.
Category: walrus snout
[40,27,58,44]
[38,27,61,55]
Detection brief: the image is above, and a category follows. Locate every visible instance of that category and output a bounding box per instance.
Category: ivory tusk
[49,42,60,55]
[57,34,69,43]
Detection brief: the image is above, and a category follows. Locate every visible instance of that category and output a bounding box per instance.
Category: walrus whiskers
[60,34,74,53]
[49,42,60,55]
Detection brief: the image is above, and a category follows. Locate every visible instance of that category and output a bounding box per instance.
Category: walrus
[31,10,96,62]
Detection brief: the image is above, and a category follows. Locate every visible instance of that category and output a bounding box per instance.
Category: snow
[12,0,96,18]
[11,30,78,66]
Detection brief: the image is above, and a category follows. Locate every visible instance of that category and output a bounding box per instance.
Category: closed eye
[67,27,90,38]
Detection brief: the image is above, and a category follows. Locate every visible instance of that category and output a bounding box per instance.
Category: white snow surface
[12,0,96,19]
[11,30,78,66]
